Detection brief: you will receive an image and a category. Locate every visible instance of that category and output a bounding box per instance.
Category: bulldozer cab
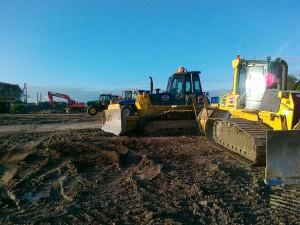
[220,58,284,111]
[240,60,282,110]
[197,56,300,185]
[165,71,203,105]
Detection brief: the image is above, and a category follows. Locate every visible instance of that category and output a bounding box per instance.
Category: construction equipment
[48,91,86,113]
[121,90,135,100]
[102,67,209,135]
[116,90,151,115]
[197,56,300,185]
[86,94,120,116]
[87,91,147,116]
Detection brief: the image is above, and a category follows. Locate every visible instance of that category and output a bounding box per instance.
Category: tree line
[287,74,300,90]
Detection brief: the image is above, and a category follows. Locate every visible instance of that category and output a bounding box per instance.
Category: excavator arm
[48,92,56,110]
[48,91,84,111]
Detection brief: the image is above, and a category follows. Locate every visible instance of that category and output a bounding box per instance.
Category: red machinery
[48,91,86,112]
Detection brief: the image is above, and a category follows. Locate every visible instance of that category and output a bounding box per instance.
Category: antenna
[238,38,242,56]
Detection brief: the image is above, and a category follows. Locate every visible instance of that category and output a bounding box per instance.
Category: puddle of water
[23,192,44,202]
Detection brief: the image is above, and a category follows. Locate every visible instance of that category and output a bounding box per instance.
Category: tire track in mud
[0,129,300,224]
[0,137,80,223]
[27,130,123,224]
[194,145,300,225]
[205,140,300,218]
[269,186,300,215]
[63,134,163,224]
[148,141,256,224]
[116,135,300,224]
[0,130,99,223]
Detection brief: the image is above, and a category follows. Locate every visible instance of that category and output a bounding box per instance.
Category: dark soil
[0,113,299,224]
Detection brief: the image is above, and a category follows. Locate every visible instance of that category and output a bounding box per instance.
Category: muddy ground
[0,113,299,224]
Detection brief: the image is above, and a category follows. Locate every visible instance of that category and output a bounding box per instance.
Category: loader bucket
[264,130,300,185]
[101,109,127,135]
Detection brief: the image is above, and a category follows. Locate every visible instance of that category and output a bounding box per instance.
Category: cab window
[171,77,183,97]
[194,77,202,93]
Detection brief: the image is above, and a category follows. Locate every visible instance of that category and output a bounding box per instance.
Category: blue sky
[1,0,300,103]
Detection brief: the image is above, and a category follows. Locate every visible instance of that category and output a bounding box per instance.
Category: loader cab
[122,91,132,100]
[166,71,203,105]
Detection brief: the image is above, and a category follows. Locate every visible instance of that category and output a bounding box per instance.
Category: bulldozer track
[210,118,272,165]
[206,140,253,167]
[138,110,198,136]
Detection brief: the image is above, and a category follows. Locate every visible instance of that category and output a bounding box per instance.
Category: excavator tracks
[206,118,272,165]
[137,110,199,136]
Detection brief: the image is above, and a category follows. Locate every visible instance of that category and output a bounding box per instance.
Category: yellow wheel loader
[102,67,209,136]
[198,56,300,185]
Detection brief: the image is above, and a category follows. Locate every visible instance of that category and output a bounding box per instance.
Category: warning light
[177,67,187,73]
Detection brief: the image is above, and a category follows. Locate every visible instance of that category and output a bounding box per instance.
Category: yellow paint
[135,92,151,110]
[216,58,300,131]
[232,58,241,95]
[107,103,121,110]
[219,87,298,131]
[105,91,204,133]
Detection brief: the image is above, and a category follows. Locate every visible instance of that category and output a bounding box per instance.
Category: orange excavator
[48,91,86,113]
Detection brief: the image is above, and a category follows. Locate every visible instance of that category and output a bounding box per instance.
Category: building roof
[0,82,24,101]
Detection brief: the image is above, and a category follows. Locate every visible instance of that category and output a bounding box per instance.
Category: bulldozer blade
[101,109,127,135]
[196,108,216,133]
[265,130,300,185]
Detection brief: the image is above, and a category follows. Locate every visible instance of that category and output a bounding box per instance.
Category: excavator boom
[48,91,86,112]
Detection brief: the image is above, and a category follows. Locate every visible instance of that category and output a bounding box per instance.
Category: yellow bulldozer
[198,56,300,185]
[102,67,209,135]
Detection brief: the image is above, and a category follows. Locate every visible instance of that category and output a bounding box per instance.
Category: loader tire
[87,106,98,116]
